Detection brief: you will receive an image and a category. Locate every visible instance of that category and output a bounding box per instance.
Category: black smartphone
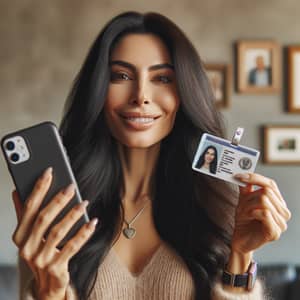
[1,121,90,248]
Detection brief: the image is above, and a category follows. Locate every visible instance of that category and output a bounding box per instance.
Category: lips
[119,112,161,130]
[120,112,161,119]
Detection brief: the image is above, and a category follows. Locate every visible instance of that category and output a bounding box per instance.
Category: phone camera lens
[10,153,20,162]
[6,141,15,151]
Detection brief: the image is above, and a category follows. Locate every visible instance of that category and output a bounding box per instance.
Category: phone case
[1,121,90,248]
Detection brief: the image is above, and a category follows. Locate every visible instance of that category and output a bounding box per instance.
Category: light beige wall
[1,0,299,264]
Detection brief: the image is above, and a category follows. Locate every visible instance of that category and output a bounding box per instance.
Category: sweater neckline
[109,242,165,279]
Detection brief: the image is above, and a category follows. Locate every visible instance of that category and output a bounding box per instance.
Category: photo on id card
[192,133,260,186]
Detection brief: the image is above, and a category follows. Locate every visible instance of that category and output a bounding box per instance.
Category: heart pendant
[123,227,136,239]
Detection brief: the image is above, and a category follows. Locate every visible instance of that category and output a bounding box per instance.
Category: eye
[110,72,132,82]
[154,75,173,84]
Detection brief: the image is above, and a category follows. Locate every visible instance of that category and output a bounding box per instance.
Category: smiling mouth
[122,117,156,123]
[120,113,161,124]
[119,114,161,130]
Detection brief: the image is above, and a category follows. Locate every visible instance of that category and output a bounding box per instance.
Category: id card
[192,133,260,186]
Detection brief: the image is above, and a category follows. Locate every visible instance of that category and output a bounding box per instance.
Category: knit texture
[89,241,195,299]
[20,241,264,299]
[211,281,267,300]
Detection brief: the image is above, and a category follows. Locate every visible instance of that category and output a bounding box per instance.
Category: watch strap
[222,270,249,287]
[222,261,257,290]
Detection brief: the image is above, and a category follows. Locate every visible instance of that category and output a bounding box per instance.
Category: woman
[195,145,218,174]
[13,12,291,300]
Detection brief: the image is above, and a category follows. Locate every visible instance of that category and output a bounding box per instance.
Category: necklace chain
[122,199,149,239]
[124,201,149,227]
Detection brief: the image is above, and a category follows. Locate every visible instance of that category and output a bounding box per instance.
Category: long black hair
[60,11,238,300]
[195,145,218,174]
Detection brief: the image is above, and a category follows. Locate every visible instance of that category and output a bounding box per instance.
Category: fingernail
[252,209,264,218]
[42,167,53,179]
[234,173,250,180]
[63,183,75,195]
[89,218,98,228]
[80,200,89,208]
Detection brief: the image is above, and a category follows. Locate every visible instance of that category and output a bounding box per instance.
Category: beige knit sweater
[20,241,265,300]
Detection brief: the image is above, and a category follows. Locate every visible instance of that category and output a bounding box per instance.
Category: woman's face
[204,148,215,164]
[104,33,180,148]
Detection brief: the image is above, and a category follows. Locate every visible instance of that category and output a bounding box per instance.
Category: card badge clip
[231,127,244,146]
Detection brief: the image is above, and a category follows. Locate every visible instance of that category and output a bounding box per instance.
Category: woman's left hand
[229,173,291,269]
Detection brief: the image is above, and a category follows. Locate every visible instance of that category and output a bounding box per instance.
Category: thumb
[238,183,254,196]
[234,174,254,196]
[12,190,23,223]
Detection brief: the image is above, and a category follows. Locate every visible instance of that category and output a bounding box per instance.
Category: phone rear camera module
[10,153,20,162]
[4,136,30,164]
[5,141,15,151]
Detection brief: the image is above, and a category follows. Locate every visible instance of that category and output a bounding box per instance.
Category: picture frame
[205,64,231,108]
[237,40,281,94]
[263,125,300,164]
[287,46,300,113]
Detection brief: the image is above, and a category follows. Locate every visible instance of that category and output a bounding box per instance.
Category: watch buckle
[230,273,236,286]
[247,261,257,291]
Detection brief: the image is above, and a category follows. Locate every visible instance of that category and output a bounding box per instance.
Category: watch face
[247,262,258,290]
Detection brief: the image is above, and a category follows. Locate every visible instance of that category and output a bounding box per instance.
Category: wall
[0,0,299,264]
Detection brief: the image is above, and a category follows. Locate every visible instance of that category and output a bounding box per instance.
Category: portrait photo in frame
[288,46,300,113]
[263,125,300,164]
[237,40,281,94]
[205,64,231,108]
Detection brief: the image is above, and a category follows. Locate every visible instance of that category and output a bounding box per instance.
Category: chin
[113,132,164,149]
[119,137,161,149]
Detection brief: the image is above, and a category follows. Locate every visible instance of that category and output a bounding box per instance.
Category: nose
[129,77,151,105]
[130,97,150,105]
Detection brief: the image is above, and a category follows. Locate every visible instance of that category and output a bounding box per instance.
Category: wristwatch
[222,261,257,291]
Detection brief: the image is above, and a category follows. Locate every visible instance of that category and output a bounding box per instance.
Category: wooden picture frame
[288,46,300,113]
[263,125,300,164]
[237,40,281,94]
[205,64,231,108]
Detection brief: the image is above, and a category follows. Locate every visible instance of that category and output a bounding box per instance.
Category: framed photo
[288,46,300,113]
[263,125,300,164]
[205,64,231,108]
[237,40,281,94]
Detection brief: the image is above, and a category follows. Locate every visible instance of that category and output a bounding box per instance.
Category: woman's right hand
[11,167,98,300]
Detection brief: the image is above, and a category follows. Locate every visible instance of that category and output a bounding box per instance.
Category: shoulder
[249,68,257,76]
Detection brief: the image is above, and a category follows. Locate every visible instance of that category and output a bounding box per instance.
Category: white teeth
[125,117,154,123]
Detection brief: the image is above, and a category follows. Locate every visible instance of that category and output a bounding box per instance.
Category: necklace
[123,201,149,239]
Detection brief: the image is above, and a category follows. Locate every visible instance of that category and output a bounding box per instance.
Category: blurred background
[0,0,299,298]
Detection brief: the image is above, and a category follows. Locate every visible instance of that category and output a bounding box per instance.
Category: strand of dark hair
[59,11,238,300]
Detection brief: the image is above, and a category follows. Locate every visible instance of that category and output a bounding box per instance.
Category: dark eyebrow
[110,60,174,72]
[149,63,174,71]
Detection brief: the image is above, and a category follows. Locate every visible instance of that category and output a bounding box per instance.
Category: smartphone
[1,121,90,248]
